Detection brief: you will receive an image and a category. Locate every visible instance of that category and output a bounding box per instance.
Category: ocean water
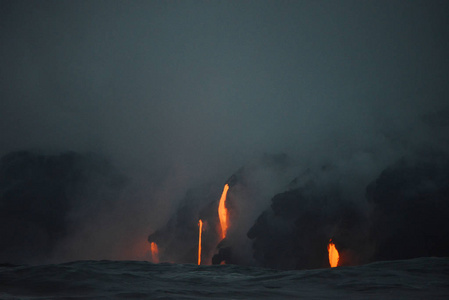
[0,257,448,299]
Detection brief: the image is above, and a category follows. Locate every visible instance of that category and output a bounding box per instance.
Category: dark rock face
[367,156,449,261]
[247,184,367,270]
[148,184,223,264]
[248,153,449,270]
[148,153,293,265]
[0,151,125,264]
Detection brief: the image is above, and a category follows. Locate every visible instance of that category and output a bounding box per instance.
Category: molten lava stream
[218,184,230,240]
[328,239,339,268]
[198,219,203,265]
[150,242,159,263]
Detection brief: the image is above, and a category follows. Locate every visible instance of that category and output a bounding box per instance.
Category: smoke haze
[0,0,448,264]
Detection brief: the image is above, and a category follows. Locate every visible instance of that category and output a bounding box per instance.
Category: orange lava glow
[198,219,203,265]
[328,239,339,268]
[150,242,159,263]
[218,184,230,239]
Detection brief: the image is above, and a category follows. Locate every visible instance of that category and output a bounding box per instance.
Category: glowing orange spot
[198,219,203,265]
[218,184,230,239]
[328,239,339,268]
[150,242,159,263]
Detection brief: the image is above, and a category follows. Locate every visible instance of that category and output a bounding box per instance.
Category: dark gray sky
[1,1,448,259]
[1,0,448,177]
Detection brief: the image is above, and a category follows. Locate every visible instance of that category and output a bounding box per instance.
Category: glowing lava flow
[328,239,339,268]
[218,184,230,239]
[150,242,159,263]
[198,219,203,265]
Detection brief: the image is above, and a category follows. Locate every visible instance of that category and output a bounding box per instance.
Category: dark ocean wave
[0,257,448,299]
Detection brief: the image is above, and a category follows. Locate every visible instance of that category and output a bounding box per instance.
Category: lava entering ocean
[150,242,159,263]
[218,184,230,240]
[198,219,203,265]
[328,239,339,268]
